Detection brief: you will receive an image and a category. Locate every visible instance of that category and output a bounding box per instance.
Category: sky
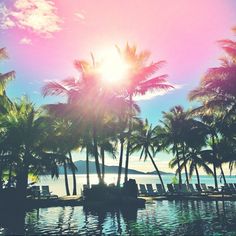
[1,0,236,173]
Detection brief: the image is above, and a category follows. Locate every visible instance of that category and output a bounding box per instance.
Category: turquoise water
[38,174,236,197]
[1,201,236,235]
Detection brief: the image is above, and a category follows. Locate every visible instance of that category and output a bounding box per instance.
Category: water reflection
[0,201,236,235]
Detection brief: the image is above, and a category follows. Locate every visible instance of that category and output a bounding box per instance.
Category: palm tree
[0,97,63,199]
[79,129,93,188]
[159,106,190,186]
[41,114,80,196]
[189,36,236,119]
[131,119,165,191]
[43,55,129,184]
[189,29,236,181]
[0,48,15,97]
[116,43,173,182]
[0,47,15,189]
[115,117,128,187]
[192,115,223,189]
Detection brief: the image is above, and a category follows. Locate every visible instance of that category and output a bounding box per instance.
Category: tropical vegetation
[0,27,235,199]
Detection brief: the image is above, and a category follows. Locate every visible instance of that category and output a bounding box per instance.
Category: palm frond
[42,81,69,97]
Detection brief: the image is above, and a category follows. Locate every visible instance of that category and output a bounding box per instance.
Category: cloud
[133,84,182,101]
[0,0,62,37]
[74,12,85,21]
[0,3,15,29]
[19,37,32,45]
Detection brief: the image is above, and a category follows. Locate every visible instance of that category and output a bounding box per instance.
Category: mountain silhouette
[59,160,172,175]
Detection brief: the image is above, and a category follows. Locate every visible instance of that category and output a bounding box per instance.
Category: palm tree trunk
[148,151,165,192]
[69,151,77,195]
[182,144,189,185]
[16,150,30,201]
[195,164,200,185]
[86,146,90,188]
[92,122,102,183]
[220,164,227,185]
[117,139,124,187]
[211,134,218,189]
[176,145,182,187]
[124,140,130,183]
[124,94,132,183]
[100,147,105,181]
[213,163,218,190]
[63,160,70,196]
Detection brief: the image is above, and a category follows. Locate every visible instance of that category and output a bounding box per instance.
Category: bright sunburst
[99,50,130,85]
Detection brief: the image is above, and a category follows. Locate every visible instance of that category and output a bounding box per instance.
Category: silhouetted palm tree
[43,55,129,184]
[0,48,15,189]
[131,119,165,191]
[0,97,64,199]
[159,106,191,186]
[116,43,173,182]
[189,29,236,120]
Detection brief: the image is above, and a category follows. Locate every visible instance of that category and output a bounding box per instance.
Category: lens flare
[99,50,130,86]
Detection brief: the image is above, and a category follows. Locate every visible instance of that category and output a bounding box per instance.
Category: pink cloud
[19,37,32,45]
[0,0,62,37]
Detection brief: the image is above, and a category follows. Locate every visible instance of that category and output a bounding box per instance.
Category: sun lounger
[223,184,236,194]
[229,184,236,193]
[201,184,211,192]
[173,184,184,194]
[188,184,196,193]
[139,184,148,196]
[187,184,203,196]
[181,184,192,195]
[173,184,191,195]
[31,186,41,199]
[41,186,58,199]
[156,184,166,195]
[167,184,176,194]
[195,184,202,192]
[146,184,157,196]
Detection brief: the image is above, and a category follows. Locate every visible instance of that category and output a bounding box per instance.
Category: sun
[98,50,130,85]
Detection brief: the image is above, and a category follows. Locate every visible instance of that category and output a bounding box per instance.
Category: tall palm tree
[192,115,223,189]
[0,97,64,199]
[131,119,165,191]
[189,29,236,180]
[116,44,173,182]
[0,47,15,189]
[41,114,80,196]
[189,37,236,119]
[43,55,129,184]
[159,106,191,186]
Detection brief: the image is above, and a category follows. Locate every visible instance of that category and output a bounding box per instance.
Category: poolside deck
[143,194,236,201]
[2,194,236,211]
[26,194,236,209]
[26,196,83,209]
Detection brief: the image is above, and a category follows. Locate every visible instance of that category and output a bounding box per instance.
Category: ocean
[38,174,236,197]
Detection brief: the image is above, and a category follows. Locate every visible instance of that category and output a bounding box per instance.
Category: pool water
[1,200,236,235]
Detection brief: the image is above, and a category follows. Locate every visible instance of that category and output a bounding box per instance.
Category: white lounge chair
[146,184,157,196]
[139,184,148,195]
[156,184,166,195]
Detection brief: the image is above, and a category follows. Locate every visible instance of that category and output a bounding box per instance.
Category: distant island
[59,160,173,175]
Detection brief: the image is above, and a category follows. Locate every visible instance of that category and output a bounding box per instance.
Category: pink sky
[1,0,236,173]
